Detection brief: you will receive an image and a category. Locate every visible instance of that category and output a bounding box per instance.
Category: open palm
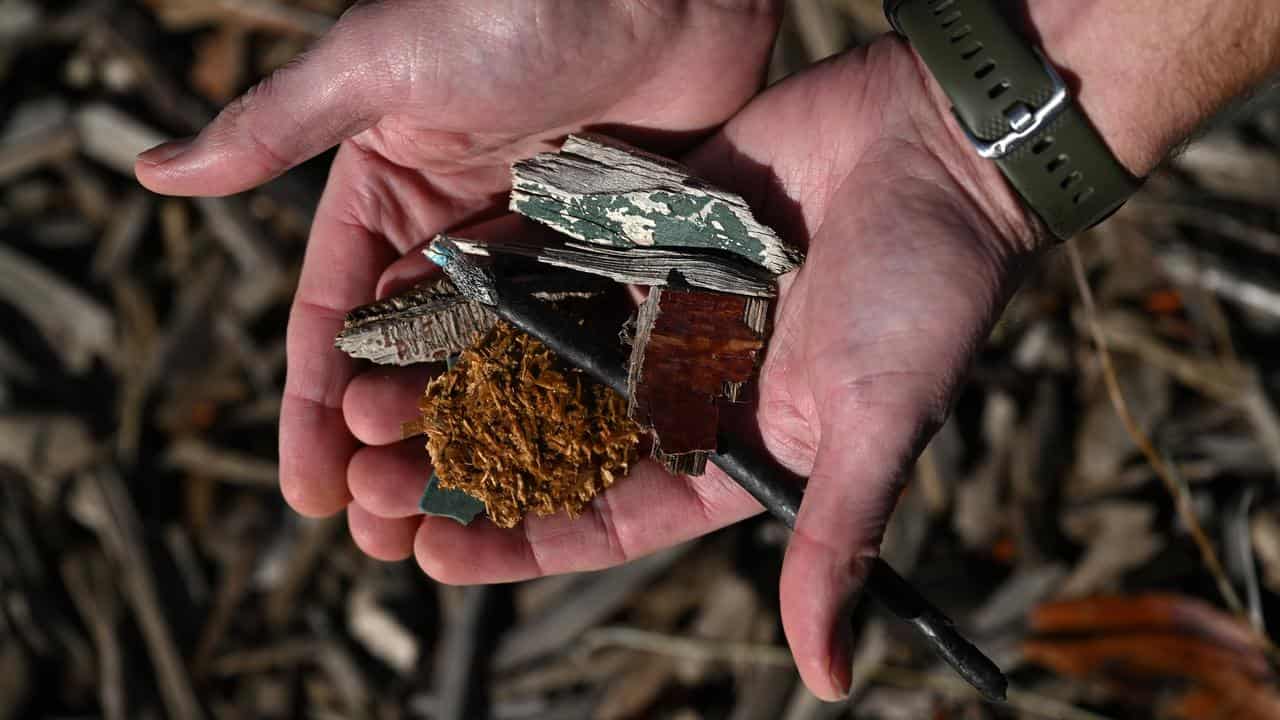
[136,0,779,528]
[138,7,1044,701]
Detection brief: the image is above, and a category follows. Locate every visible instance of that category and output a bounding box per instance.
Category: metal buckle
[955,49,1070,159]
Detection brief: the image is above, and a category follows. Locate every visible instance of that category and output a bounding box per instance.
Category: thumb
[779,385,937,700]
[135,14,395,197]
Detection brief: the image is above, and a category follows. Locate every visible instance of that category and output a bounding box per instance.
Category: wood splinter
[627,286,768,476]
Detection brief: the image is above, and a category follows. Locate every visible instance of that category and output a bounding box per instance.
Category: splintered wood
[446,234,777,297]
[412,322,642,528]
[627,287,768,476]
[511,134,803,276]
[335,278,494,365]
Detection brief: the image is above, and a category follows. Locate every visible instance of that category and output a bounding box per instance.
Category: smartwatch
[884,0,1141,240]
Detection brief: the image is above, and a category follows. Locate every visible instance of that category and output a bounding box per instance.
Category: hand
[310,38,1040,700]
[138,0,1037,698]
[133,1,780,529]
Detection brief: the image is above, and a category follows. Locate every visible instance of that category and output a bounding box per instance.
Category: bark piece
[416,322,642,528]
[449,233,777,297]
[511,134,803,275]
[335,278,495,366]
[627,287,768,476]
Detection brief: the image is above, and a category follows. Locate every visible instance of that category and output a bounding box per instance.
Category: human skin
[136,0,1280,701]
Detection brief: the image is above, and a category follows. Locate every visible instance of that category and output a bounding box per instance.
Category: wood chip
[495,546,690,671]
[449,232,777,296]
[75,103,167,176]
[627,287,768,476]
[163,437,279,487]
[193,196,284,317]
[335,277,495,366]
[190,24,247,104]
[0,244,115,373]
[511,134,803,275]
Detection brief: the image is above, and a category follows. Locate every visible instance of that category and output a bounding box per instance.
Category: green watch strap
[885,0,1141,240]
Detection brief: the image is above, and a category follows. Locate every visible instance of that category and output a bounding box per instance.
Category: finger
[348,502,419,561]
[414,461,762,585]
[774,186,1011,699]
[344,365,438,446]
[780,398,920,701]
[348,439,433,519]
[279,153,399,517]
[376,252,442,300]
[135,12,395,196]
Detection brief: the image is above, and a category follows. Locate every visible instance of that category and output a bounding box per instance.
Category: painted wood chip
[627,287,769,476]
[334,277,495,366]
[447,233,776,297]
[510,134,803,275]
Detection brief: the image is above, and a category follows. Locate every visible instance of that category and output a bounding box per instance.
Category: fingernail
[829,617,854,698]
[137,136,195,166]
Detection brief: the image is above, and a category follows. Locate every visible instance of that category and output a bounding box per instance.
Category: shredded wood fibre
[413,322,641,528]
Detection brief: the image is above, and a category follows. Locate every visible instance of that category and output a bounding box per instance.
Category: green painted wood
[510,135,803,276]
[419,472,486,525]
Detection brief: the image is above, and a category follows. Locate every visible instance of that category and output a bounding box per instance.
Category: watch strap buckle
[954,48,1069,159]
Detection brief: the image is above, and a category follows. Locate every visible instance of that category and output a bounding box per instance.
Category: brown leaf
[1025,594,1279,719]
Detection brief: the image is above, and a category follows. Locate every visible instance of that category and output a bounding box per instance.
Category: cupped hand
[135,1,780,519]
[138,3,1047,701]
[350,41,1041,699]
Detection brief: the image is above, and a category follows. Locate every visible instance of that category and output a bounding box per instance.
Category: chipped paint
[510,134,804,275]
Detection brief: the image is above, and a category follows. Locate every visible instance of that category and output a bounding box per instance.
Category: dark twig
[427,237,1009,702]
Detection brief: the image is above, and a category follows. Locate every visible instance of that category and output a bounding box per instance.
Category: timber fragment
[335,278,495,366]
[447,233,776,297]
[510,134,803,275]
[627,287,769,476]
[418,473,485,526]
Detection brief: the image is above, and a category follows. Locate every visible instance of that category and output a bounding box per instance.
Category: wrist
[891,0,1280,252]
[1023,0,1280,176]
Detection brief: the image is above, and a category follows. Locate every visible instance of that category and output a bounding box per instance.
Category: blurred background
[3,1,1280,718]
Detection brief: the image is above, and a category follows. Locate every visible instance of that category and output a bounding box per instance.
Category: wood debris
[511,134,804,275]
[627,286,768,476]
[413,322,642,528]
[0,242,115,373]
[448,232,778,297]
[335,277,495,365]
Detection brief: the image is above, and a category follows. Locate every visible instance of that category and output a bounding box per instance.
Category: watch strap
[886,0,1141,240]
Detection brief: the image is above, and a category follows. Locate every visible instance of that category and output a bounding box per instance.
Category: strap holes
[1061,171,1083,189]
[940,11,962,27]
[949,26,972,42]
[1047,155,1069,173]
[1074,187,1096,205]
[1032,138,1055,155]
[974,61,996,79]
[961,43,984,60]
[988,82,1010,99]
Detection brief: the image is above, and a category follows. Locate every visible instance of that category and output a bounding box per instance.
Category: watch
[884,0,1141,241]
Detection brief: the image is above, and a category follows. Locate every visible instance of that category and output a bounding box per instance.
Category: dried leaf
[1025,594,1280,719]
